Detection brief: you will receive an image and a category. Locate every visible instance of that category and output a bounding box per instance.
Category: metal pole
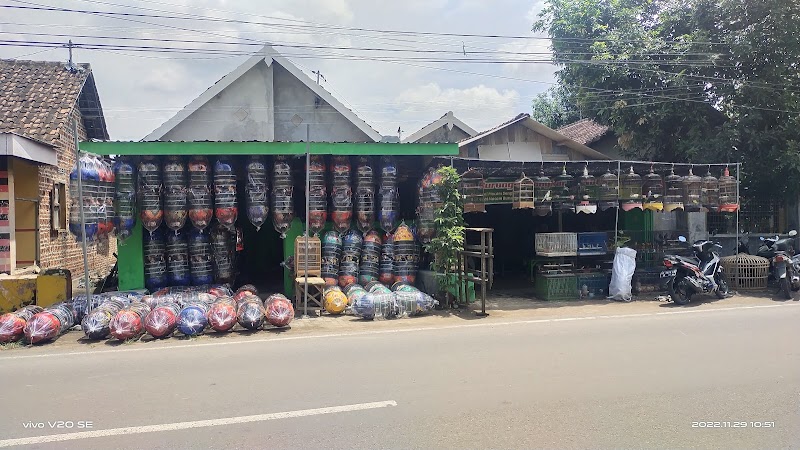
[736,163,740,249]
[303,124,310,319]
[614,161,621,245]
[73,119,91,301]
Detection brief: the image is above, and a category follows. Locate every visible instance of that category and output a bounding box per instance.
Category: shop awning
[80,141,458,156]
[1,132,57,166]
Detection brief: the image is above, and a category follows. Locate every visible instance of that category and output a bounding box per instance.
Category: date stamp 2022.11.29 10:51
[692,422,775,429]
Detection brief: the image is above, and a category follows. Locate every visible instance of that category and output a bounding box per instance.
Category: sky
[0,0,558,140]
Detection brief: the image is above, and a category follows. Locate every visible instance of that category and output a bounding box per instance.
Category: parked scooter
[662,236,730,305]
[755,230,799,299]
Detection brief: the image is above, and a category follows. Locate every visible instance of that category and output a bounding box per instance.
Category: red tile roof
[557,118,610,145]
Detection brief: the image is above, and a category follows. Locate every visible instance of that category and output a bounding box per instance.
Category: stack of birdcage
[321,231,342,287]
[189,228,214,285]
[138,157,163,234]
[245,155,269,231]
[211,224,235,284]
[308,155,327,236]
[187,156,213,231]
[214,157,237,230]
[356,157,375,232]
[114,157,136,241]
[272,156,294,238]
[379,156,399,232]
[163,156,188,233]
[359,230,382,285]
[166,230,190,286]
[144,228,167,291]
[331,156,353,233]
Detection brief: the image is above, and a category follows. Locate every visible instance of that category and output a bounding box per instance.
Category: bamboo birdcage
[598,167,619,211]
[576,166,598,214]
[460,168,486,213]
[533,169,553,216]
[683,167,703,212]
[701,168,720,212]
[512,173,535,209]
[553,165,576,213]
[619,166,643,211]
[718,167,739,213]
[664,166,684,212]
[642,166,664,211]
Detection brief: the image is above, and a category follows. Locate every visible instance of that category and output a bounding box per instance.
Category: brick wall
[37,108,116,280]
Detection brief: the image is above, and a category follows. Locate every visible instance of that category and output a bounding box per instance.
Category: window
[51,182,67,231]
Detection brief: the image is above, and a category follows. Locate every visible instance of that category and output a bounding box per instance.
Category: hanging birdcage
[619,166,643,211]
[533,169,553,216]
[701,168,720,212]
[664,167,684,212]
[682,167,702,212]
[718,167,739,213]
[552,166,576,213]
[576,166,598,214]
[512,173,535,209]
[643,166,664,212]
[460,168,485,213]
[598,167,618,211]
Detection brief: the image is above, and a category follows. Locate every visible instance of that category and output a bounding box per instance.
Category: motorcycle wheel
[669,278,692,305]
[780,277,791,300]
[715,276,730,299]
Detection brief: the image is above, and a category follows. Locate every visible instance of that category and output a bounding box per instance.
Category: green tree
[424,166,465,302]
[533,0,800,196]
[531,86,582,129]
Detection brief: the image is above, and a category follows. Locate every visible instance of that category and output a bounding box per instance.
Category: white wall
[478,142,543,161]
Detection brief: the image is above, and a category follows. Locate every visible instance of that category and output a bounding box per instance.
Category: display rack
[458,228,494,316]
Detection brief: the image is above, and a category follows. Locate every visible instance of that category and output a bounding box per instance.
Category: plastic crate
[633,268,669,294]
[576,272,609,299]
[577,232,609,256]
[535,233,578,257]
[534,273,578,301]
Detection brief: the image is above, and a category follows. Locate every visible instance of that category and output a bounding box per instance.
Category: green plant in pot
[424,166,465,307]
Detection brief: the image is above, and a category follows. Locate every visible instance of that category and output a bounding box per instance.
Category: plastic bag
[0,305,43,343]
[163,156,188,233]
[211,224,235,284]
[331,156,352,233]
[236,295,265,330]
[138,156,163,234]
[321,231,343,287]
[166,230,191,286]
[188,156,213,231]
[178,302,209,336]
[214,157,238,230]
[144,228,168,291]
[379,156,398,232]
[245,155,269,231]
[351,292,396,320]
[379,233,395,285]
[81,298,127,340]
[392,283,437,315]
[359,231,382,285]
[272,156,294,238]
[609,247,637,302]
[356,157,375,233]
[323,286,347,315]
[109,302,151,341]
[69,153,99,241]
[144,302,180,339]
[24,304,74,344]
[344,284,368,308]
[207,297,237,332]
[339,229,363,287]
[113,157,136,241]
[98,157,115,237]
[308,155,327,236]
[264,294,294,327]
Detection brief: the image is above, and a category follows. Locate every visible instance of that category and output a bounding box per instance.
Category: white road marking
[0,400,397,448]
[1,303,797,361]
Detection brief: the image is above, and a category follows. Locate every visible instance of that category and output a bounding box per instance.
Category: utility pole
[312,70,326,84]
[65,40,78,73]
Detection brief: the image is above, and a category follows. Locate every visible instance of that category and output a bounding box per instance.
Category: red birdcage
[718,167,739,213]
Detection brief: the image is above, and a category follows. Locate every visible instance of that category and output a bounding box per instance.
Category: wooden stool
[294,276,325,314]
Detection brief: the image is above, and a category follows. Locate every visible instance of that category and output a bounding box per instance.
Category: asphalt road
[0,302,798,449]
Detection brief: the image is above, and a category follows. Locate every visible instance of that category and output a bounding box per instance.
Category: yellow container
[0,275,37,313]
[36,269,72,308]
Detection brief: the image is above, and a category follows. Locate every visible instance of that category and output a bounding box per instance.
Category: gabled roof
[459,113,610,160]
[557,118,610,145]
[144,44,382,142]
[401,111,477,143]
[0,59,109,143]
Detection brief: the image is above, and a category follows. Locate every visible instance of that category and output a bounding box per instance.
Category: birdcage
[576,166,598,214]
[682,167,702,212]
[664,167,684,212]
[512,173,535,209]
[598,168,618,211]
[701,168,720,212]
[552,166,576,213]
[619,166,643,211]
[460,169,485,213]
[642,167,664,212]
[533,169,553,216]
[718,167,739,213]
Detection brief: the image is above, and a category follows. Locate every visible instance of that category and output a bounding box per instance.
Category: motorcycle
[755,230,799,299]
[662,236,730,305]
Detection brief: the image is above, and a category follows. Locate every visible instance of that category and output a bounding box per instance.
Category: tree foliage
[424,166,465,297]
[531,86,582,129]
[534,0,800,196]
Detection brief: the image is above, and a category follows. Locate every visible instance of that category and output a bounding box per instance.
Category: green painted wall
[118,220,145,291]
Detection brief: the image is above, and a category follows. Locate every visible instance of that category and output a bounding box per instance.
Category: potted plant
[424,166,466,307]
